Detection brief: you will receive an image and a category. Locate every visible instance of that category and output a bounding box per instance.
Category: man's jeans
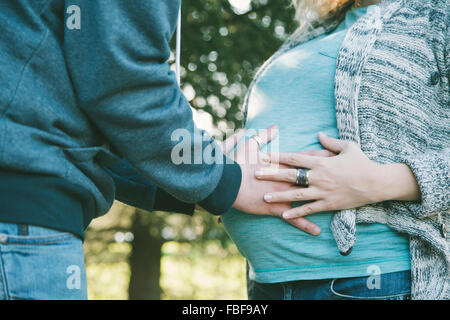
[248,269,411,300]
[0,223,87,300]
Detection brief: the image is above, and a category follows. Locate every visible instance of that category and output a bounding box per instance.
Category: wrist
[198,157,242,215]
[372,163,420,202]
[367,163,397,203]
[231,163,248,210]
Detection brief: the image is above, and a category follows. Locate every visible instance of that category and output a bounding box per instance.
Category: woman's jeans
[248,268,411,300]
[0,222,87,300]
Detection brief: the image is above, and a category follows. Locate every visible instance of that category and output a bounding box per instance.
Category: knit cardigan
[242,0,449,299]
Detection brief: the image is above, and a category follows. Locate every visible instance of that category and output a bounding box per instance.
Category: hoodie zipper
[176,4,181,86]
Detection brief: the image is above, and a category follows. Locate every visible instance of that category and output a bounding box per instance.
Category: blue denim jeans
[0,222,87,300]
[248,269,411,300]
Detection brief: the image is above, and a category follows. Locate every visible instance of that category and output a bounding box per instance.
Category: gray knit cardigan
[242,0,449,299]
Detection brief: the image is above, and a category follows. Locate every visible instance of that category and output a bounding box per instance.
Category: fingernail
[282,211,294,219]
[264,194,272,202]
[312,226,321,236]
[255,171,263,177]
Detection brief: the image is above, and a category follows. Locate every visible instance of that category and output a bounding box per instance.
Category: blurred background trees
[84,0,296,300]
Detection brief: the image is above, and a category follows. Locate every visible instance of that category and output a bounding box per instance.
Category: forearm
[106,158,240,216]
[373,163,421,203]
[64,0,241,212]
[106,159,195,215]
[258,134,446,220]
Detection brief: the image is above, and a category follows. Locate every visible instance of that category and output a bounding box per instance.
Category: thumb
[318,132,347,153]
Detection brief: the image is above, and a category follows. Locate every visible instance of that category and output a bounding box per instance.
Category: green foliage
[174,0,296,132]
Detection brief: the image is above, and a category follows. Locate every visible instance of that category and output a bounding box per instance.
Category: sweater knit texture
[242,0,449,299]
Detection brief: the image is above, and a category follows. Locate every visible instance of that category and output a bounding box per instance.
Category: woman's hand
[198,126,295,217]
[200,126,331,235]
[256,132,421,220]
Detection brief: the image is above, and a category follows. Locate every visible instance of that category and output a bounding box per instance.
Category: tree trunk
[128,210,164,300]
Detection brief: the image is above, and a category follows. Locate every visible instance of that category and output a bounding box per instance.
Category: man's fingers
[255,168,298,183]
[261,149,335,165]
[248,125,279,150]
[286,217,321,236]
[258,125,279,144]
[234,126,279,164]
[221,129,246,154]
[298,149,336,157]
[282,200,328,219]
[265,152,319,169]
[263,187,319,203]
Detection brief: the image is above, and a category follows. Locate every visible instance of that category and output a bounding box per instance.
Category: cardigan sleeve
[401,11,449,218]
[401,148,450,218]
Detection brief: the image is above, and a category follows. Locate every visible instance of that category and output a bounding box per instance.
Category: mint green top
[222,5,410,283]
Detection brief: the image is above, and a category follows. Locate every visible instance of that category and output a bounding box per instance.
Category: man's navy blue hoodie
[0,0,241,239]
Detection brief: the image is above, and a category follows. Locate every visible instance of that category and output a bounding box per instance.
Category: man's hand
[226,126,323,235]
[230,125,288,216]
[199,126,328,235]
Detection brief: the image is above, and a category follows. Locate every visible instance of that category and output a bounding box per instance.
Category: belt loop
[18,224,29,236]
[282,283,294,300]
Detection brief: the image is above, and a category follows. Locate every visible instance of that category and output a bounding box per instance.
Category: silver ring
[295,168,309,187]
[250,135,264,149]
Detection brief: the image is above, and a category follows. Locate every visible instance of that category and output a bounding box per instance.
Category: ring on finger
[295,168,309,187]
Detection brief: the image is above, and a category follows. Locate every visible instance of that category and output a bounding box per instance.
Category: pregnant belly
[222,83,410,280]
[221,119,346,271]
[221,206,341,271]
[220,132,409,279]
[221,205,409,281]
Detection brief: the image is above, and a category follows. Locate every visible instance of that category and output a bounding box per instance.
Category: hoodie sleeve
[63,0,241,215]
[105,159,195,215]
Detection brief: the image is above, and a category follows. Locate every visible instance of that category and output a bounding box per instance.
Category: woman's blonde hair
[292,0,355,32]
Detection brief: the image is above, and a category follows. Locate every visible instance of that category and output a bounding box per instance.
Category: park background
[84,0,297,300]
